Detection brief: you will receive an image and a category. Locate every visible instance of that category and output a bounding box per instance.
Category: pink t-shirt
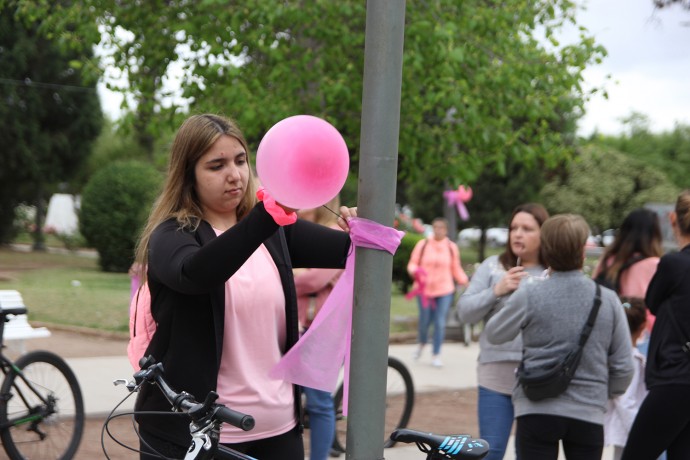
[214,241,296,443]
[593,255,660,331]
[407,237,469,297]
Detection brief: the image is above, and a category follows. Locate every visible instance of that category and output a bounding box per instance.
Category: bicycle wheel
[332,356,414,452]
[0,350,84,460]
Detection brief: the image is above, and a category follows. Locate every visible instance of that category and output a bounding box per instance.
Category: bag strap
[418,238,454,265]
[577,284,602,348]
[664,301,690,356]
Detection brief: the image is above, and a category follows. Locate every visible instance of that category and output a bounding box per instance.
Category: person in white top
[604,297,648,460]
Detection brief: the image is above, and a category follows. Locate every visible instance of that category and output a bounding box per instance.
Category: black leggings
[622,385,690,460]
[139,424,304,460]
[515,414,603,460]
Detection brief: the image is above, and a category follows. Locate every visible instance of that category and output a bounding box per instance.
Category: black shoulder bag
[517,284,602,401]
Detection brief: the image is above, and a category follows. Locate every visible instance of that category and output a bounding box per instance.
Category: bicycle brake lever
[113,379,139,392]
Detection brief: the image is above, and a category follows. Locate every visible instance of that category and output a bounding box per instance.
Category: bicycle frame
[131,358,258,460]
[0,341,56,433]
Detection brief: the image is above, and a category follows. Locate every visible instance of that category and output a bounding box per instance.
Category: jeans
[304,386,335,460]
[478,386,514,460]
[417,292,454,355]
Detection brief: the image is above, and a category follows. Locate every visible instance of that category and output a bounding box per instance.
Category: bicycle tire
[332,355,414,453]
[0,350,85,460]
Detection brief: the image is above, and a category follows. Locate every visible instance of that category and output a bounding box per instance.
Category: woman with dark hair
[622,190,690,460]
[593,208,663,297]
[457,203,549,460]
[592,209,663,353]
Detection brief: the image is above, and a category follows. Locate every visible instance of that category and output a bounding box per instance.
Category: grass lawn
[0,245,418,336]
[0,247,130,334]
[0,241,604,336]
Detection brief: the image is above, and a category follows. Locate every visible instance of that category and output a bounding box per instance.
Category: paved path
[16,331,612,459]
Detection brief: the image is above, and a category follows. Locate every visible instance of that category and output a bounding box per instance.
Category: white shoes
[414,346,443,367]
[413,345,424,360]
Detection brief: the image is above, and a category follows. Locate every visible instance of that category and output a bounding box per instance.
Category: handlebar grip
[216,406,255,432]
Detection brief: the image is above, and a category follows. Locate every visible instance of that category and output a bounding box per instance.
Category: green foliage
[72,118,152,190]
[79,161,162,272]
[39,0,605,192]
[593,115,690,190]
[0,1,103,243]
[392,232,425,294]
[540,145,679,233]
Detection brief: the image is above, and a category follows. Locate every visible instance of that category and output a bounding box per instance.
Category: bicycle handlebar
[135,356,255,432]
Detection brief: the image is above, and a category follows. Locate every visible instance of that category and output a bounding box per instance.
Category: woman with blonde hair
[133,114,354,460]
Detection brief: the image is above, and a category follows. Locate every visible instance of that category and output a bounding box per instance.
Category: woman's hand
[337,206,357,232]
[493,266,526,297]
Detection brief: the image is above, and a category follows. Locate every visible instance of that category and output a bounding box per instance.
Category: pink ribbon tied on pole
[443,185,473,221]
[270,217,404,414]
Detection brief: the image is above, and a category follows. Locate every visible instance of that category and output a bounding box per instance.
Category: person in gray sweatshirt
[485,214,634,460]
[458,203,549,460]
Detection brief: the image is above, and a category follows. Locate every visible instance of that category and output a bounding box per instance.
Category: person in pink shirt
[592,208,663,351]
[293,197,343,460]
[407,217,468,367]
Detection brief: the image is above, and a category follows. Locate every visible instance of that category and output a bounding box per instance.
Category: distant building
[44,194,80,235]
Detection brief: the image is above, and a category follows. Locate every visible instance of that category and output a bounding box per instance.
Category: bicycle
[390,428,489,459]
[0,305,85,459]
[106,357,486,460]
[330,355,414,453]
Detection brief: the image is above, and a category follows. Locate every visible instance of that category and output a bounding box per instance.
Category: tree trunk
[32,190,47,252]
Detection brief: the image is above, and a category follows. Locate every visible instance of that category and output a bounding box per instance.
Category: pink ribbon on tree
[443,185,473,221]
[270,217,404,414]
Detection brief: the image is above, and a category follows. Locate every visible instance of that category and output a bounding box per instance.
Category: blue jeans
[417,292,454,355]
[478,386,514,460]
[304,386,335,460]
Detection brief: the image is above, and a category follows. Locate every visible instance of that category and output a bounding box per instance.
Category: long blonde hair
[134,114,257,273]
[313,195,341,227]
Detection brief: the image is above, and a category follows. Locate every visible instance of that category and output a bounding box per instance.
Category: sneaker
[413,345,424,360]
[432,356,443,367]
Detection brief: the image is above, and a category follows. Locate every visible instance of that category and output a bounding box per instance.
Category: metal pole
[347,1,406,459]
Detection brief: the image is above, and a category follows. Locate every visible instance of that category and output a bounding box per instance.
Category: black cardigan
[645,244,690,388]
[135,202,351,444]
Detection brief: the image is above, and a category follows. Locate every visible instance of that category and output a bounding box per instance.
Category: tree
[540,145,678,233]
[0,1,103,246]
[80,161,162,272]
[593,114,690,191]
[42,0,604,186]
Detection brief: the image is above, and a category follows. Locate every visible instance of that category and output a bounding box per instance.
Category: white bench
[0,290,51,353]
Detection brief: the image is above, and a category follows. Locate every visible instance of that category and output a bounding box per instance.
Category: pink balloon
[256,115,350,209]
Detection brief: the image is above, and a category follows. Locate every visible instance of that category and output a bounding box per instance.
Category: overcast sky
[572,0,690,135]
[98,1,689,137]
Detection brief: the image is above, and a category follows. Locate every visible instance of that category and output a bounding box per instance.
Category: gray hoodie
[485,270,634,424]
[457,255,546,363]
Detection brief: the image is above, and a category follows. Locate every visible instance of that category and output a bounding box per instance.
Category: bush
[392,232,425,293]
[80,161,161,272]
